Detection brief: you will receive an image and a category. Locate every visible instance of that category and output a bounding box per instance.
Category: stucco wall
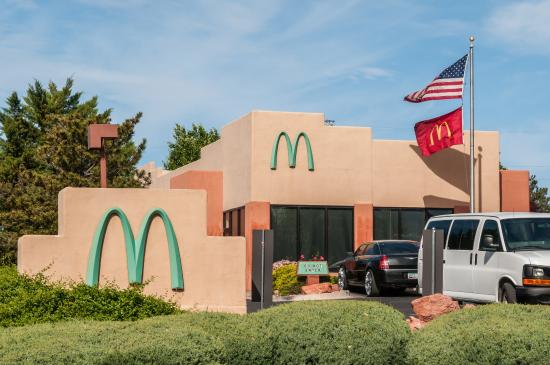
[250,111,373,206]
[372,131,500,212]
[149,110,501,213]
[18,188,246,313]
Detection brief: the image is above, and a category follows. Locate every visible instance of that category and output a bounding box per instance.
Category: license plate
[407,273,418,279]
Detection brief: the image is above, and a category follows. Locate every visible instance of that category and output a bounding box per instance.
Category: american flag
[404,54,468,103]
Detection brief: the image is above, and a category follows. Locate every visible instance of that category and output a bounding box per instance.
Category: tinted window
[501,218,550,251]
[365,244,380,255]
[380,242,419,254]
[447,220,479,250]
[355,244,367,256]
[271,207,298,261]
[480,220,501,251]
[299,208,326,260]
[327,209,353,265]
[426,220,452,244]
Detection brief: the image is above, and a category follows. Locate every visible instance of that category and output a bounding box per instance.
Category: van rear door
[444,219,480,300]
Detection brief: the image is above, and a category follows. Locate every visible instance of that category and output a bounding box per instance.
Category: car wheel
[500,282,517,304]
[338,267,349,290]
[364,269,380,297]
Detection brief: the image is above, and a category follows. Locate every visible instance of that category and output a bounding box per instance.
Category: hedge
[0,265,179,327]
[407,304,550,365]
[0,300,409,365]
[272,262,303,295]
[225,300,410,365]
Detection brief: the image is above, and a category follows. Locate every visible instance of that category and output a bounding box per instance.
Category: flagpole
[469,36,475,213]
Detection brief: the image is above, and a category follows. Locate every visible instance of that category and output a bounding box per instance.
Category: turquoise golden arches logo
[86,207,184,290]
[270,131,314,171]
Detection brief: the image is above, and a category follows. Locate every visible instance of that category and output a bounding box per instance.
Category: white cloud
[358,67,392,80]
[486,0,550,55]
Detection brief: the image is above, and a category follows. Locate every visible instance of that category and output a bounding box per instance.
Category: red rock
[300,283,333,295]
[463,303,475,309]
[331,284,340,292]
[411,294,460,322]
[406,316,426,331]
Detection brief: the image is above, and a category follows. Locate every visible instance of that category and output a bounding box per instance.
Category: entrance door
[443,219,480,300]
[472,219,504,302]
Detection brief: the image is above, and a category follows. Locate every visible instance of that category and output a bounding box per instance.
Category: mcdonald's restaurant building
[146,110,530,287]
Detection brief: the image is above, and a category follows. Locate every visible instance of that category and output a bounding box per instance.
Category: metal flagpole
[469,36,475,213]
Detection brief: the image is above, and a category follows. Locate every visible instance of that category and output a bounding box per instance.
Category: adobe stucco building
[146,110,530,288]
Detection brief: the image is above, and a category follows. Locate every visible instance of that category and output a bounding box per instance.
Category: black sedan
[335,240,419,296]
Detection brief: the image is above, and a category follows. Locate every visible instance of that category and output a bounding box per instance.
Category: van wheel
[500,282,517,304]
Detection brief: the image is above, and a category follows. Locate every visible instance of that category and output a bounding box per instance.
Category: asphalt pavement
[248,289,419,316]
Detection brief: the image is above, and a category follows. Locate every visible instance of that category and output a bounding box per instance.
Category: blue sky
[2,0,550,182]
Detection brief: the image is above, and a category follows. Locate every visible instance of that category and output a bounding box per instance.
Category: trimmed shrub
[0,314,231,364]
[272,263,303,295]
[226,300,410,365]
[407,304,550,365]
[0,265,179,327]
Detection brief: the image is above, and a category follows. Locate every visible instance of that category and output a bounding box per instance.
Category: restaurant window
[374,208,453,241]
[271,206,353,265]
[223,206,245,236]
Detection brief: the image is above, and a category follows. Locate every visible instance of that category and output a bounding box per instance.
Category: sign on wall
[270,131,314,171]
[86,207,184,290]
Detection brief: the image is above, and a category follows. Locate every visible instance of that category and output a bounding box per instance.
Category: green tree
[163,123,219,170]
[0,78,149,263]
[529,175,550,212]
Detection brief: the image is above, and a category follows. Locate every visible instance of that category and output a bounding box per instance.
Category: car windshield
[501,218,550,251]
[379,242,419,254]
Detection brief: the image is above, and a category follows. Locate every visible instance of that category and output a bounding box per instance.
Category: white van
[419,213,550,304]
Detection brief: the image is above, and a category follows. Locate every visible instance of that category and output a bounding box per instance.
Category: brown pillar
[244,201,270,291]
[170,171,224,236]
[354,203,373,249]
[100,153,107,188]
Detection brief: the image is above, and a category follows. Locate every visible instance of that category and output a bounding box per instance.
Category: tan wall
[170,171,224,236]
[249,111,373,205]
[18,188,246,314]
[150,110,501,213]
[372,131,500,212]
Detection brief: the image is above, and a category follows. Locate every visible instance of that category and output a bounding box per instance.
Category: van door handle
[469,253,473,265]
[475,253,478,265]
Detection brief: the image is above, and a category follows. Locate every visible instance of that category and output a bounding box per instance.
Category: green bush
[272,263,303,295]
[226,300,410,365]
[0,265,179,327]
[407,304,550,365]
[0,314,233,365]
[0,300,410,365]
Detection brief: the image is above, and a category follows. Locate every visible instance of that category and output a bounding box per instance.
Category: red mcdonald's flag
[414,106,463,157]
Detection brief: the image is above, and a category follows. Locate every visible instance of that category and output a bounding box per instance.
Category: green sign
[297,261,329,276]
[270,131,314,171]
[86,207,184,290]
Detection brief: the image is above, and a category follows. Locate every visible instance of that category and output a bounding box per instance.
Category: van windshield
[501,218,550,251]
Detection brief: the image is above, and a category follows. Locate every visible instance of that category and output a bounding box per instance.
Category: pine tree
[163,123,220,170]
[529,175,550,212]
[0,78,149,263]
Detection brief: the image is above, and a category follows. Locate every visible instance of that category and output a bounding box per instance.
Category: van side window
[447,220,480,250]
[480,220,502,251]
[426,220,451,243]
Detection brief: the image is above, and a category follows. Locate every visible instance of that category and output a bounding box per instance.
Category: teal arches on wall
[86,207,184,290]
[270,131,314,171]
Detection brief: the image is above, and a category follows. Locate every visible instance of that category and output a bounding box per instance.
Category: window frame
[270,205,354,264]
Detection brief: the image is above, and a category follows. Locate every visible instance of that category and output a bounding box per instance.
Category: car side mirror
[482,234,499,251]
